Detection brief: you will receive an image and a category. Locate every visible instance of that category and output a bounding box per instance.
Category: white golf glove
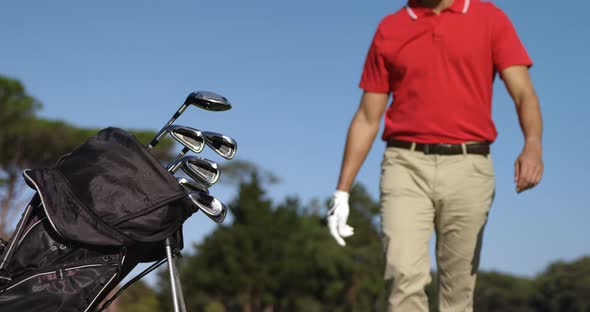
[327,190,354,246]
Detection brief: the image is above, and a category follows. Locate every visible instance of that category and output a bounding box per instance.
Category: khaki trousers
[380,146,495,312]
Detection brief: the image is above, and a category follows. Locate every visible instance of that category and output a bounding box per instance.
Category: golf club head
[165,125,205,154]
[187,191,228,223]
[203,131,238,160]
[177,156,220,187]
[177,177,209,194]
[185,91,232,111]
[146,91,231,151]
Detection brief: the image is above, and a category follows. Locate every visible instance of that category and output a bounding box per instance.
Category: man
[327,0,543,311]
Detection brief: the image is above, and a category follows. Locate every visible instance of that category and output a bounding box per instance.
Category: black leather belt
[387,139,490,156]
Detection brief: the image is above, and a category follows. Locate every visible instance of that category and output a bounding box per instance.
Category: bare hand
[514,141,543,193]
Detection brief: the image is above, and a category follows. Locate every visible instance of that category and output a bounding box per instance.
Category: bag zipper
[5,256,120,292]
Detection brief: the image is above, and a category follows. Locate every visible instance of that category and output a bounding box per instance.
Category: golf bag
[0,127,195,312]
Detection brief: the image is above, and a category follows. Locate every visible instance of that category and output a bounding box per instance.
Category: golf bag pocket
[0,255,120,312]
[5,209,113,278]
[0,197,126,312]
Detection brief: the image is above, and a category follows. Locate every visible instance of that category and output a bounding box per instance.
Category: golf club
[164,125,206,154]
[187,191,228,223]
[140,92,232,312]
[146,91,232,151]
[177,177,208,194]
[168,156,220,187]
[172,131,238,162]
[202,131,237,159]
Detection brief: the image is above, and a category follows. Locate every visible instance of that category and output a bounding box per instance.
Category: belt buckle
[424,143,453,155]
[438,144,455,155]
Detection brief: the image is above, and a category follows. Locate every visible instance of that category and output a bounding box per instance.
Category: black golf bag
[0,127,195,311]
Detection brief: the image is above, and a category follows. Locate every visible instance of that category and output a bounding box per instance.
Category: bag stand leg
[165,236,187,312]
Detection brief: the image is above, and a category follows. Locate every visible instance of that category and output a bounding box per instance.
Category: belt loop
[410,142,416,152]
[461,143,467,156]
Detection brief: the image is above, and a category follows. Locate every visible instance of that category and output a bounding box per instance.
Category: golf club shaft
[165,236,188,312]
[166,147,190,171]
[166,244,182,312]
[173,257,187,312]
[146,104,188,150]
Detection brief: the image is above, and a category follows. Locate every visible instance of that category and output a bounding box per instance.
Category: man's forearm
[502,66,544,192]
[516,91,543,145]
[502,66,543,145]
[336,113,381,192]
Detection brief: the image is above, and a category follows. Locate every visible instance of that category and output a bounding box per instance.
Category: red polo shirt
[359,0,532,144]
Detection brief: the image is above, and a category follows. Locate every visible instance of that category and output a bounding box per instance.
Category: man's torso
[359,0,531,144]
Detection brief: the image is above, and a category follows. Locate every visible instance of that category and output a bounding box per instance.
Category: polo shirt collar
[406,0,471,20]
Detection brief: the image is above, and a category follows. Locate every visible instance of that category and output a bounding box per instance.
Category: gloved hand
[327,190,354,246]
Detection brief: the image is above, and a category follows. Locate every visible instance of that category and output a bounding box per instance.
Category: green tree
[157,170,386,312]
[531,257,590,312]
[474,271,535,312]
[117,280,161,312]
[219,160,280,186]
[425,272,439,312]
[158,173,278,311]
[0,75,42,238]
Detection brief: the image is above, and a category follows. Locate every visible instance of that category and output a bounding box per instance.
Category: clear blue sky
[1,0,588,279]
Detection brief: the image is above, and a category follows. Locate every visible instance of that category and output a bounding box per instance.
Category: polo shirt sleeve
[492,7,533,73]
[359,23,391,93]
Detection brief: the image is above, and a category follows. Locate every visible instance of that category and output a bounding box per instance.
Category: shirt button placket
[433,15,444,42]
